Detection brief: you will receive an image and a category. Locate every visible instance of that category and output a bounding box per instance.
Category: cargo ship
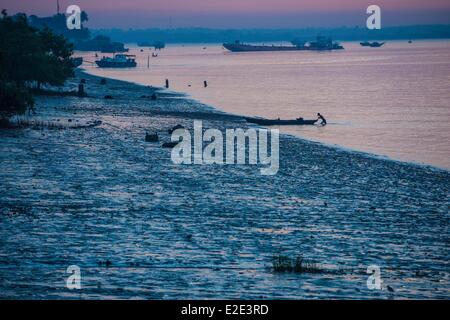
[223,36,343,52]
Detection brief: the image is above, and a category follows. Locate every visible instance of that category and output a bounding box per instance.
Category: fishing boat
[368,42,384,47]
[245,117,318,125]
[360,41,385,47]
[95,54,137,68]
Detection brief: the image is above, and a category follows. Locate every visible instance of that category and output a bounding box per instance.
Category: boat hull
[224,42,343,52]
[223,43,309,52]
[95,61,137,68]
[360,42,385,47]
[245,117,318,125]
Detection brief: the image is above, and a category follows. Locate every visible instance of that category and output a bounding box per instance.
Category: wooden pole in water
[78,84,84,97]
[165,79,169,88]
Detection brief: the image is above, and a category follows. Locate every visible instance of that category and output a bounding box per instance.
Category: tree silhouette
[0,11,74,122]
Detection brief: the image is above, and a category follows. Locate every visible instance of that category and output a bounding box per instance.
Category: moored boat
[245,117,318,125]
[369,42,385,47]
[95,54,137,68]
[360,41,385,47]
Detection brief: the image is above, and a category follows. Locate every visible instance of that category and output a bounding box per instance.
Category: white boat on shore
[95,54,137,68]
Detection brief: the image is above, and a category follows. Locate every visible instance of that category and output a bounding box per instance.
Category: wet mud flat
[0,71,449,299]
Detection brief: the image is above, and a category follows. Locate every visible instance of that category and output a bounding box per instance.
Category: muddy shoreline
[0,70,448,299]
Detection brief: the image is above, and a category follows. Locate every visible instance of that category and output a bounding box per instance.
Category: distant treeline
[93,25,450,43]
[27,12,127,52]
[29,12,90,41]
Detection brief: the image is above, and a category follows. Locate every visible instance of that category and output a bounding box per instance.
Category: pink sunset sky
[1,0,450,28]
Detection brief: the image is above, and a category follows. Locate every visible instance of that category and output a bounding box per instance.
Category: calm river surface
[80,40,450,169]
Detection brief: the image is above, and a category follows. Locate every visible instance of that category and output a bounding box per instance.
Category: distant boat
[369,42,385,47]
[360,41,385,47]
[137,41,166,49]
[224,36,344,52]
[95,54,137,68]
[292,36,344,50]
[224,42,306,52]
[76,35,129,53]
[245,117,318,126]
[100,43,129,53]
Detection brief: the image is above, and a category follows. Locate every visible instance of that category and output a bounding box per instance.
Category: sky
[1,0,450,28]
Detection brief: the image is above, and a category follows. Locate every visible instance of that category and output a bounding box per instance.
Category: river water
[79,40,450,169]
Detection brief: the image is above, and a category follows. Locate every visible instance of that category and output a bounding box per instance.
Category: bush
[0,82,34,122]
[0,10,74,121]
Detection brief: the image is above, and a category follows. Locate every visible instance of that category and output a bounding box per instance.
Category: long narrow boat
[245,117,318,125]
[224,36,344,52]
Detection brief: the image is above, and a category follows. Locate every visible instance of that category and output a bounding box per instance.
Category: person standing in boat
[317,113,327,125]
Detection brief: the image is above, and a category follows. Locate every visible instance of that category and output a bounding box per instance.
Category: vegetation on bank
[0,10,74,124]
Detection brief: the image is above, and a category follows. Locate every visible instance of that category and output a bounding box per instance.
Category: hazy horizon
[1,0,450,28]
